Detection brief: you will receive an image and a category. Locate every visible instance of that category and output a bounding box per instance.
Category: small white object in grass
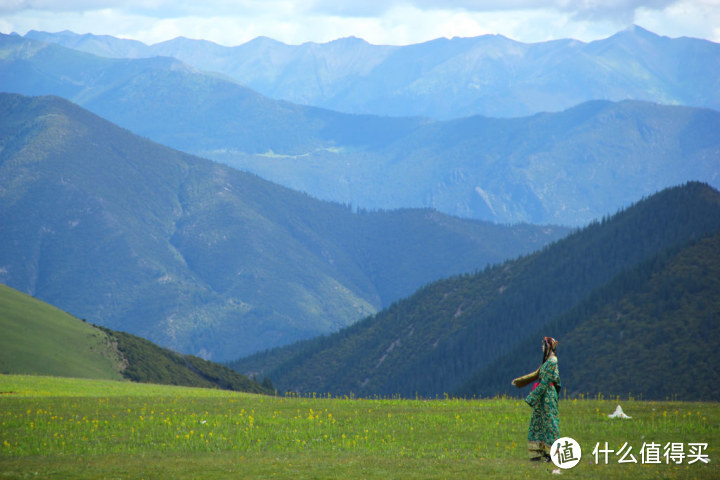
[608,405,631,419]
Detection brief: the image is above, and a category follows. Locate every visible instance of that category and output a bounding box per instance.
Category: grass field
[1,375,718,479]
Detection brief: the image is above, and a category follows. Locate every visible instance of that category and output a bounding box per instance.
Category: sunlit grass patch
[0,374,250,398]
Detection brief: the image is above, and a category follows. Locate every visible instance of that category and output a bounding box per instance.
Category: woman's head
[542,336,558,362]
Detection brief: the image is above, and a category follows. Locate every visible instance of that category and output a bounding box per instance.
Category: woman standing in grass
[515,336,562,462]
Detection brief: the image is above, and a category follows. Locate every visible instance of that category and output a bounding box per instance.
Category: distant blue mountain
[24,26,720,119]
[3,33,719,226]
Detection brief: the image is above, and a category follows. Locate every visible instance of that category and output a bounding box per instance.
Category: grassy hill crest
[0,283,271,393]
[0,283,123,380]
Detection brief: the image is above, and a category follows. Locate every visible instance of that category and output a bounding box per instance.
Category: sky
[0,0,719,47]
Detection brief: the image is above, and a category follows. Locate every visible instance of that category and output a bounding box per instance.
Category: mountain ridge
[0,92,567,360]
[23,26,720,119]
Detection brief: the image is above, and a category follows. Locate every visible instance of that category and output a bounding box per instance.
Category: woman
[521,336,561,462]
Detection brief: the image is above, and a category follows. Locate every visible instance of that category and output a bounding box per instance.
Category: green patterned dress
[525,356,561,460]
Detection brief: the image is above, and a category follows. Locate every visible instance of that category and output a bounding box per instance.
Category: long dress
[525,356,561,460]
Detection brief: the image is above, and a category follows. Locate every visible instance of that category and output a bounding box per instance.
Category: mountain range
[23,26,720,120]
[231,182,720,401]
[2,32,719,226]
[1,26,718,400]
[0,92,566,361]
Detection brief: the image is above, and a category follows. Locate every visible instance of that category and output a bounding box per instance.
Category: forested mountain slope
[459,232,720,401]
[242,183,720,400]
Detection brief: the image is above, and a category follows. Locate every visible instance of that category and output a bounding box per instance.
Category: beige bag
[511,366,540,388]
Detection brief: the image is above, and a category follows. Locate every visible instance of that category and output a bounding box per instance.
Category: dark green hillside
[0,93,565,360]
[253,183,720,399]
[98,328,272,394]
[0,284,270,393]
[460,233,720,401]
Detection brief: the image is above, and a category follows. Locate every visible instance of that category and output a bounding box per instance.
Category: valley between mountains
[0,93,567,361]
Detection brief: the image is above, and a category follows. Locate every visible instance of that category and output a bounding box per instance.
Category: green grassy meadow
[1,375,718,479]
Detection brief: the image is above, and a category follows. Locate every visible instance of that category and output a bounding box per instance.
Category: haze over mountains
[0,93,566,360]
[23,26,720,119]
[2,30,719,226]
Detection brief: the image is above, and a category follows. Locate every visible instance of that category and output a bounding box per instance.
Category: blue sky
[1,0,718,46]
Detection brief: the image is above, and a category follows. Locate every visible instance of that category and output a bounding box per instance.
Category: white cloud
[304,0,679,19]
[635,0,720,40]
